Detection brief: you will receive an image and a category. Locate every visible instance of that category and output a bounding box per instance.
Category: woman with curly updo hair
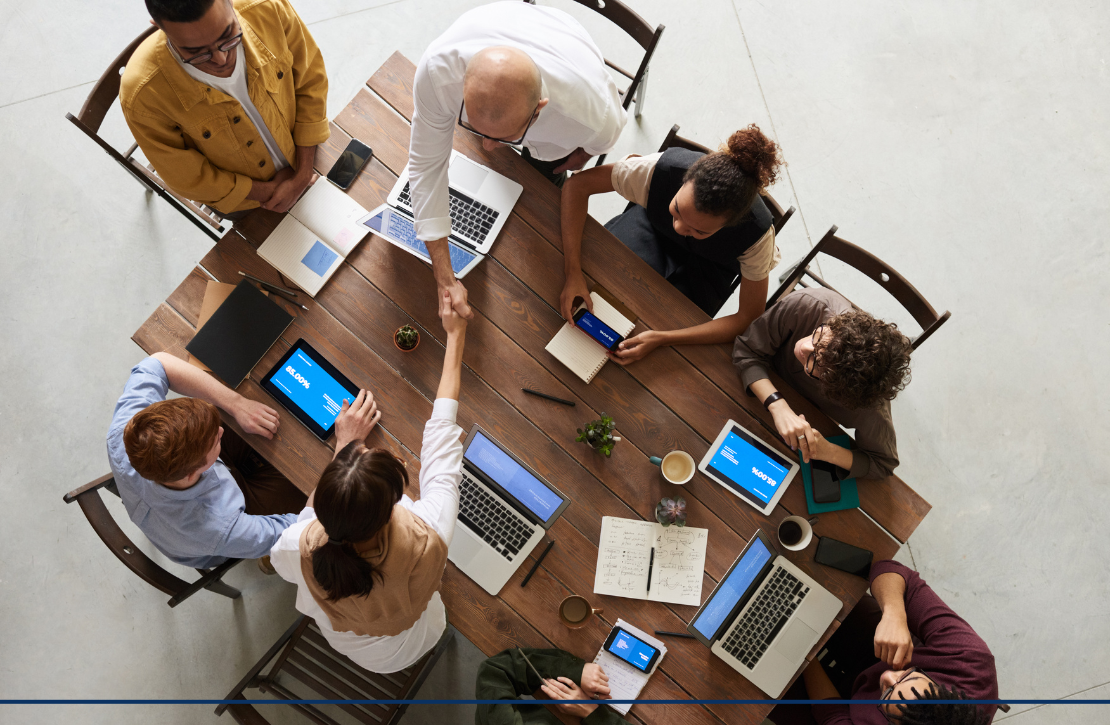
[560,124,784,363]
[734,288,913,479]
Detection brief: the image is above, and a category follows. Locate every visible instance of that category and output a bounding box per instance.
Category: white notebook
[544,292,636,383]
[592,619,667,716]
[593,517,709,607]
[255,181,369,296]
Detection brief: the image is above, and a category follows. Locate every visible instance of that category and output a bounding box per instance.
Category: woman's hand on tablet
[334,389,381,454]
[233,397,281,440]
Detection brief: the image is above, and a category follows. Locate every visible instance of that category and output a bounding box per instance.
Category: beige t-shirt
[609,152,780,281]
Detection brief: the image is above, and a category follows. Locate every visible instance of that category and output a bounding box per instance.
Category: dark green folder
[799,434,859,514]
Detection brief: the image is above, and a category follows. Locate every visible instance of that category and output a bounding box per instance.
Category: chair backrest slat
[77,25,157,132]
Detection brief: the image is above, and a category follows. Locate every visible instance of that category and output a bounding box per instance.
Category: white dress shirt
[271,399,463,673]
[409,1,627,241]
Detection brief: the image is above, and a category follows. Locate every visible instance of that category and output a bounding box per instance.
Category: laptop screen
[465,431,564,523]
[691,537,774,641]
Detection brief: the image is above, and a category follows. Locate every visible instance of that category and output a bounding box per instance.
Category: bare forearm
[294,144,317,179]
[427,238,454,288]
[871,572,908,617]
[246,177,276,202]
[560,180,589,278]
[152,352,240,412]
[437,332,466,401]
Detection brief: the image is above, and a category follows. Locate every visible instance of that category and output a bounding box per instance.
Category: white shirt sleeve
[609,152,661,208]
[409,57,458,242]
[406,399,463,545]
[270,509,317,584]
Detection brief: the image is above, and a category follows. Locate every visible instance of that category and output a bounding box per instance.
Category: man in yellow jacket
[121,0,329,216]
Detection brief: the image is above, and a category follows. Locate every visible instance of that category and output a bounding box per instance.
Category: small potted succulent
[394,324,421,352]
[575,413,620,457]
[655,496,687,528]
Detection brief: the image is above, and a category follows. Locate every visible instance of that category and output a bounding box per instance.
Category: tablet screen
[266,345,354,431]
[363,207,477,274]
[705,425,793,507]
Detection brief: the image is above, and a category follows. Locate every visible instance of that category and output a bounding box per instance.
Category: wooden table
[133,53,930,724]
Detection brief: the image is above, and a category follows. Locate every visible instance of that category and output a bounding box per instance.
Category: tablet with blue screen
[260,339,361,441]
[698,420,799,515]
[360,204,484,278]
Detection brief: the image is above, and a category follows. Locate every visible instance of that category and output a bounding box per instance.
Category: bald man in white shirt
[410,1,627,318]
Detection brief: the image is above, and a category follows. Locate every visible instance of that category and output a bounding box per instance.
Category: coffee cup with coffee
[559,595,603,629]
[649,450,696,485]
[777,515,813,551]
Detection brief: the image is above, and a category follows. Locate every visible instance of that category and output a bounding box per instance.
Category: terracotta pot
[394,328,421,352]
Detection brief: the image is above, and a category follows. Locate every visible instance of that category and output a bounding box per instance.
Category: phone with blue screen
[603,627,660,673]
[573,307,624,351]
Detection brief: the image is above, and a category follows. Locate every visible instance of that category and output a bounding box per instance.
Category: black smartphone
[603,626,661,673]
[327,138,373,190]
[573,307,625,352]
[814,536,873,578]
[811,459,841,503]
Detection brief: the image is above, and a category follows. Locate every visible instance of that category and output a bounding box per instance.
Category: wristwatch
[762,392,785,410]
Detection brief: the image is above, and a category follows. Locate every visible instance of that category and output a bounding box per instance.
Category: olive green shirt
[476,648,627,725]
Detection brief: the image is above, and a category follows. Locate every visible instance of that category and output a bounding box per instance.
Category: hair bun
[723,124,782,189]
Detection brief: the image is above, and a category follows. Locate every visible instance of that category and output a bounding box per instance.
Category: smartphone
[814,536,873,578]
[327,138,373,190]
[603,627,661,673]
[573,307,625,352]
[811,459,842,503]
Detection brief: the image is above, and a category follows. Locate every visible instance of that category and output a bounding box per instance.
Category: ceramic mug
[649,450,696,484]
[777,515,814,551]
[559,595,603,629]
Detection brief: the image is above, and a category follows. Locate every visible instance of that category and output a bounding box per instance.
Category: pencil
[520,540,555,587]
[522,388,575,407]
[654,631,696,639]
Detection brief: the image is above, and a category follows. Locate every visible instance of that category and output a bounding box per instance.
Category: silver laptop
[687,530,841,697]
[389,150,523,255]
[448,426,571,596]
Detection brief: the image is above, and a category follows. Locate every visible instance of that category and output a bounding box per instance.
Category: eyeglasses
[804,325,826,379]
[173,23,244,66]
[457,100,540,147]
[877,667,930,722]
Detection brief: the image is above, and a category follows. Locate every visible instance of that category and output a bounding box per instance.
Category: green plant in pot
[394,324,420,352]
[655,497,687,527]
[575,413,619,457]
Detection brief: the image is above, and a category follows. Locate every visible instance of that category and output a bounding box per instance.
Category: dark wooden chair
[658,124,796,235]
[63,473,243,607]
[65,26,226,241]
[215,616,454,725]
[768,225,951,350]
[526,0,665,165]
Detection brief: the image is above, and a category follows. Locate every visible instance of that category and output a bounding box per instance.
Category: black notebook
[185,280,294,388]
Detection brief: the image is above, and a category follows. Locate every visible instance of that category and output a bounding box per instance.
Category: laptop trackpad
[449,156,489,196]
[448,527,484,567]
[777,620,817,662]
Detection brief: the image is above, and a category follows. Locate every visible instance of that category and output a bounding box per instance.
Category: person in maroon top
[770,561,998,725]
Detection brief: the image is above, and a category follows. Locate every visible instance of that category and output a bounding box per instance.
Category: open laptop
[389,150,523,255]
[686,530,841,697]
[449,426,571,596]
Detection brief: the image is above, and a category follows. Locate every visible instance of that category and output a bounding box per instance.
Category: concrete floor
[1,0,1107,723]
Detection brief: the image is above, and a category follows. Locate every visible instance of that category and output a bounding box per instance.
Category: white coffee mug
[777,515,813,551]
[650,450,696,484]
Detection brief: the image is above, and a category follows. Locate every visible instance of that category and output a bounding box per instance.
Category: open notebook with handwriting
[593,517,708,606]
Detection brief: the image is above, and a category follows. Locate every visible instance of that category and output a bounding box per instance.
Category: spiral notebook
[545,291,636,383]
[592,619,666,716]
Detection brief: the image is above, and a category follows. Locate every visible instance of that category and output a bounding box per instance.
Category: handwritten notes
[594,517,708,606]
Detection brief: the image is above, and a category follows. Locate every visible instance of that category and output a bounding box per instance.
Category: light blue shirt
[106,357,297,568]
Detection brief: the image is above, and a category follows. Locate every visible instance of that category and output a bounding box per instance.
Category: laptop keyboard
[458,473,534,561]
[721,567,810,670]
[398,183,499,244]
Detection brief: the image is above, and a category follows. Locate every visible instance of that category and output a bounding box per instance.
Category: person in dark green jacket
[475,647,625,725]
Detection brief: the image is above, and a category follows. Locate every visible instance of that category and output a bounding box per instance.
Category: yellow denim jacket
[120,0,329,214]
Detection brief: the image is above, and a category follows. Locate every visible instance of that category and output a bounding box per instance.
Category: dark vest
[644,147,773,274]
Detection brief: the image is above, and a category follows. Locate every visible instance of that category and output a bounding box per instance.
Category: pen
[522,388,575,407]
[646,547,655,593]
[520,540,555,587]
[239,271,298,298]
[654,631,696,639]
